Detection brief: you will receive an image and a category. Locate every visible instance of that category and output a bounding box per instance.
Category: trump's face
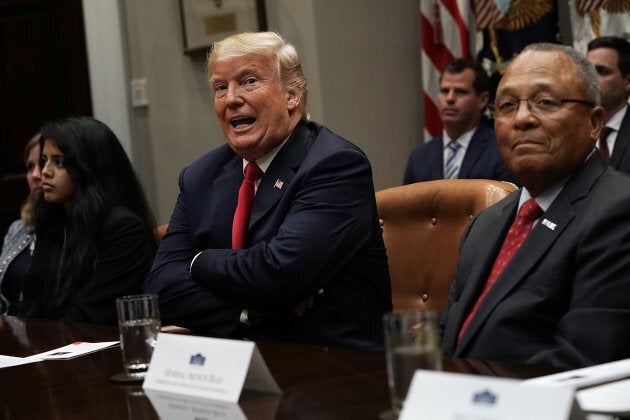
[210,53,300,162]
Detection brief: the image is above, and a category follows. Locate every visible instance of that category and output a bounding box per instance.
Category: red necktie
[598,127,612,164]
[458,198,543,341]
[232,162,263,249]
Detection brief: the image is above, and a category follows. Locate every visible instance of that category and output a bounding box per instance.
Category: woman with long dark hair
[19,117,157,324]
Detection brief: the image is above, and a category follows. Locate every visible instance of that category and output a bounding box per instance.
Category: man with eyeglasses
[402,58,516,185]
[441,43,630,369]
[586,36,630,173]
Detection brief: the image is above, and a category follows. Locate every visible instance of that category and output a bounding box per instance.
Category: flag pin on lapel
[273,179,284,190]
[541,218,556,231]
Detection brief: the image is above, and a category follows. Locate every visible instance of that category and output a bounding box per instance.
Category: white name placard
[144,389,247,420]
[399,370,584,420]
[143,334,280,402]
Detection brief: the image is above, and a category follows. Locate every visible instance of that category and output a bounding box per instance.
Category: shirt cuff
[190,251,203,272]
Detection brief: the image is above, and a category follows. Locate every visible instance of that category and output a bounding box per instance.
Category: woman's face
[41,139,76,210]
[25,144,42,199]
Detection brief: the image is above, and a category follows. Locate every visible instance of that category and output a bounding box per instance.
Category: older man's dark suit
[145,120,391,350]
[609,105,630,173]
[441,152,630,369]
[403,122,517,184]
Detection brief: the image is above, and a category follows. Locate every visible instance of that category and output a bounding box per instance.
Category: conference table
[0,315,555,419]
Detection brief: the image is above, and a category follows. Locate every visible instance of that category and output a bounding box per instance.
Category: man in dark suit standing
[587,36,630,173]
[441,43,630,369]
[145,32,391,350]
[403,59,516,185]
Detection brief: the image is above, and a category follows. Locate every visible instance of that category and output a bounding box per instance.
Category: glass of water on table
[111,294,161,383]
[383,308,442,416]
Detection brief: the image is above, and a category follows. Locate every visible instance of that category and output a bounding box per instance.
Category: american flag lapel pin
[273,179,284,190]
[541,218,556,231]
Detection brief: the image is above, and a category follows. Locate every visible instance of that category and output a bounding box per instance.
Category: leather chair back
[376,179,517,314]
[155,224,168,241]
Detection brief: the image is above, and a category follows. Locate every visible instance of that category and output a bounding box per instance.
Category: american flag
[420,0,476,140]
[474,0,506,30]
[273,179,284,190]
[576,0,608,13]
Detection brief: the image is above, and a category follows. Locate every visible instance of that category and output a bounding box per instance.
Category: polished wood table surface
[0,316,553,419]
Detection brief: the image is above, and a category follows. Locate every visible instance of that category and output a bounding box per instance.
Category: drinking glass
[112,294,161,382]
[383,308,442,415]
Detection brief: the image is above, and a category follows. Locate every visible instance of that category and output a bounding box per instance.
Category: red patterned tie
[232,162,263,249]
[458,198,543,341]
[598,127,612,164]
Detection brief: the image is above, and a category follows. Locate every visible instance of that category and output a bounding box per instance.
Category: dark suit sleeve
[144,167,243,335]
[62,209,154,325]
[191,148,377,306]
[403,151,417,184]
[440,215,477,336]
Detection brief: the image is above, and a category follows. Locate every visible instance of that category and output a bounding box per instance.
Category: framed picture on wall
[179,0,267,56]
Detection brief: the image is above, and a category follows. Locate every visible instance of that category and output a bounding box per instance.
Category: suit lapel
[442,193,517,352]
[610,106,630,168]
[456,200,573,352]
[455,153,607,354]
[210,157,243,246]
[432,134,446,179]
[248,121,311,228]
[458,125,487,178]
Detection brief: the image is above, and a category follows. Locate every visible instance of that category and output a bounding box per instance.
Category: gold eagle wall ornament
[494,0,555,31]
[589,0,630,37]
[604,0,630,14]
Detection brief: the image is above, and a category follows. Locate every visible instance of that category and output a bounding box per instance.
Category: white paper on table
[576,378,630,416]
[0,354,38,369]
[523,358,630,390]
[34,341,119,360]
[523,358,630,417]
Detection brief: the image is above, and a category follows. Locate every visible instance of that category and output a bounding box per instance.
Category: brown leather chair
[154,224,168,241]
[376,179,517,314]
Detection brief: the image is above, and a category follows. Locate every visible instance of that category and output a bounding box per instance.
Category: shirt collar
[443,125,476,150]
[241,133,292,174]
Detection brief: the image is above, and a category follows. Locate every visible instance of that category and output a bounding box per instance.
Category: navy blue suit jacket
[610,105,630,174]
[403,122,517,185]
[145,121,391,349]
[441,153,630,368]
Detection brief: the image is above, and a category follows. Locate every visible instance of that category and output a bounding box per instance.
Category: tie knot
[244,162,263,181]
[447,140,461,153]
[518,198,543,222]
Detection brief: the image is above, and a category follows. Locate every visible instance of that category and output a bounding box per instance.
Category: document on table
[0,355,38,368]
[0,341,119,368]
[576,379,630,416]
[34,341,119,360]
[523,358,630,415]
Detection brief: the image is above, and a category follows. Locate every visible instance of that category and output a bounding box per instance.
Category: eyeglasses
[488,97,595,119]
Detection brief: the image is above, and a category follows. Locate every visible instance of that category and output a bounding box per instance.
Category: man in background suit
[441,43,630,369]
[403,59,516,185]
[587,36,630,173]
[145,32,391,350]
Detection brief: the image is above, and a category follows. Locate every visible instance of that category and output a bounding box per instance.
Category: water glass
[383,308,442,415]
[115,294,161,381]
